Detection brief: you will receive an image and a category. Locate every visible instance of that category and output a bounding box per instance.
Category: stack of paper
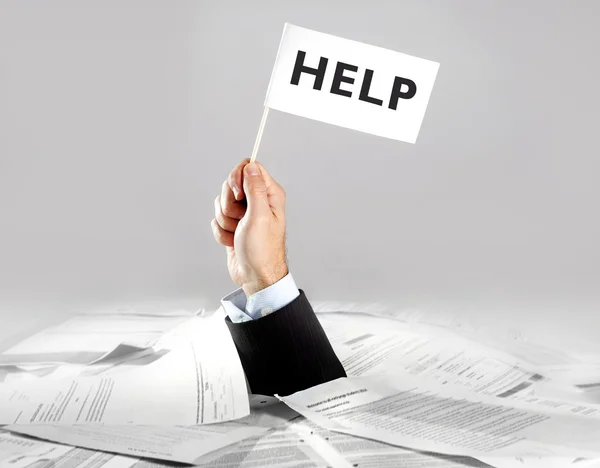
[3,302,600,467]
[0,307,300,465]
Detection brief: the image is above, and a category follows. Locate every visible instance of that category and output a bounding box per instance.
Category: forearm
[225,289,346,396]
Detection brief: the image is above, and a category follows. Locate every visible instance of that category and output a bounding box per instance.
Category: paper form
[278,376,600,464]
[0,430,162,468]
[194,416,584,468]
[318,313,543,398]
[316,304,600,411]
[7,400,298,464]
[0,309,195,366]
[193,422,333,467]
[296,419,493,468]
[0,312,250,425]
[317,302,600,373]
[0,430,64,458]
[316,304,600,407]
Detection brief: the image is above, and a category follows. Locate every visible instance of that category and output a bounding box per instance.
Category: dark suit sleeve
[225,289,346,396]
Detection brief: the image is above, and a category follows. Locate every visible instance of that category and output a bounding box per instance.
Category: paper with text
[0,309,194,367]
[7,400,297,464]
[318,312,544,398]
[0,431,157,468]
[279,376,600,463]
[0,314,249,425]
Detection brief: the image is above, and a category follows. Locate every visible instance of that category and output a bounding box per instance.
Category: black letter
[358,69,383,106]
[290,50,328,90]
[389,77,417,110]
[330,61,357,97]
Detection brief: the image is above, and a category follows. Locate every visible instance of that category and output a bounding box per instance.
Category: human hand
[211,158,288,297]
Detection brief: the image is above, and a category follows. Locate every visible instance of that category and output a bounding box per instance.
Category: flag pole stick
[250,106,270,163]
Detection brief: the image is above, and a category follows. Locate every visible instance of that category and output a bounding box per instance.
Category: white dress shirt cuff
[221,273,300,323]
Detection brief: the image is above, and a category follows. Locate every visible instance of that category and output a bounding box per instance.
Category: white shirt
[221,273,300,323]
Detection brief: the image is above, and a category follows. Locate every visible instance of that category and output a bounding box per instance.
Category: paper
[316,303,600,405]
[318,312,544,398]
[193,420,334,467]
[0,309,195,366]
[3,424,594,468]
[0,313,250,425]
[195,416,576,468]
[265,23,440,144]
[278,376,600,463]
[7,398,297,464]
[317,302,599,371]
[0,430,164,468]
[0,430,64,459]
[296,419,493,468]
[509,393,600,418]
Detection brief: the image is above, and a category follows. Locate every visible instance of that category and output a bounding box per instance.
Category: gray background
[1,1,599,347]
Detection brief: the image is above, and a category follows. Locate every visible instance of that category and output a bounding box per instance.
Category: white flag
[265,24,440,144]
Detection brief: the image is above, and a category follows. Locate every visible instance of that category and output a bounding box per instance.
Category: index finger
[220,180,246,220]
[227,158,250,201]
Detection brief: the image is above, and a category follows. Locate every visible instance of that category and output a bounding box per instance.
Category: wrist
[242,263,289,297]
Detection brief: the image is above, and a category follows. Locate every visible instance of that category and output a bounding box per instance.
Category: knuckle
[227,172,236,188]
[213,228,226,245]
[215,211,224,227]
[210,219,219,237]
[222,203,236,218]
[218,213,237,232]
[227,217,239,231]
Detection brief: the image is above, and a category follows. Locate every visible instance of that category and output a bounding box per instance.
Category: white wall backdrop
[1,1,599,345]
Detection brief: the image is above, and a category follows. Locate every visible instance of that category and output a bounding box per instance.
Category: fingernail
[232,187,239,199]
[246,162,259,176]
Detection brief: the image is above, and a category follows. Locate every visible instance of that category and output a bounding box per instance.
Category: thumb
[243,162,271,217]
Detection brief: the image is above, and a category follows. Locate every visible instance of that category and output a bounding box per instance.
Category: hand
[211,158,288,297]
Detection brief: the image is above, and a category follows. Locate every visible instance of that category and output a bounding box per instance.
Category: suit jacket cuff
[225,289,347,396]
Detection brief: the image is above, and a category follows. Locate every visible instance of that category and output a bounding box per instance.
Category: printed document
[7,398,297,464]
[278,375,600,464]
[0,309,195,366]
[0,430,163,468]
[318,312,543,398]
[0,312,249,425]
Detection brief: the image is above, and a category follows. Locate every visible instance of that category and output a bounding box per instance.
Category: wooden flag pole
[250,106,270,163]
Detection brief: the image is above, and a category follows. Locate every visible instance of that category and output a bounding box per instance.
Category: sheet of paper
[315,301,600,368]
[190,420,330,467]
[0,430,162,468]
[318,302,600,373]
[0,312,250,425]
[278,375,600,464]
[2,424,594,468]
[7,399,297,464]
[508,393,600,418]
[316,303,600,409]
[318,312,544,399]
[195,418,377,468]
[296,418,493,468]
[193,415,586,468]
[0,309,195,366]
[0,430,65,458]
